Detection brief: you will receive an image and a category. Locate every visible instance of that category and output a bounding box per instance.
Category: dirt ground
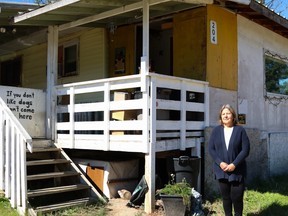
[105,198,165,216]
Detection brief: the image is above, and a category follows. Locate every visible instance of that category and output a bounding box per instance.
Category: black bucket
[173,156,201,189]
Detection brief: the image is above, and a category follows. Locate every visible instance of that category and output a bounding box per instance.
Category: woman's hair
[219,104,238,126]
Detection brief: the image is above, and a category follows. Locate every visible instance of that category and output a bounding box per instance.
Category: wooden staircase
[26,140,104,215]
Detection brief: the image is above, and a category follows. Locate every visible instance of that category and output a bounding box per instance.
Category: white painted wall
[237,15,288,131]
[0,86,45,137]
[209,87,237,126]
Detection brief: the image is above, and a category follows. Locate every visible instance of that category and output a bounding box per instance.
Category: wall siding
[108,25,136,77]
[238,15,288,131]
[173,7,207,80]
[58,28,107,84]
[206,5,237,90]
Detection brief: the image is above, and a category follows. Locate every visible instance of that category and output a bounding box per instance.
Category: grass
[0,197,19,216]
[202,175,288,216]
[2,175,288,215]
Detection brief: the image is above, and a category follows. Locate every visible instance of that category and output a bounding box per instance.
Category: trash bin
[173,156,201,189]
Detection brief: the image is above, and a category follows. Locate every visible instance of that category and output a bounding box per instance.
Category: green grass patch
[203,175,288,216]
[0,197,19,216]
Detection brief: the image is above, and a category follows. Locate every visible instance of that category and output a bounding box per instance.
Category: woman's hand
[220,162,236,172]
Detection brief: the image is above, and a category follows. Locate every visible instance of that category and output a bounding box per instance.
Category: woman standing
[208,104,250,216]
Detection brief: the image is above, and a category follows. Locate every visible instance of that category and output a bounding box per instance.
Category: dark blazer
[208,125,250,182]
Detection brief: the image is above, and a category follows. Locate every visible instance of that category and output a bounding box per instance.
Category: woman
[208,104,250,216]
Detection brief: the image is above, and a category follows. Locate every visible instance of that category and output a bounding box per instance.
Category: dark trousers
[218,179,245,216]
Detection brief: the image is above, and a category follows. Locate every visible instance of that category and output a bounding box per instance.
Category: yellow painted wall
[0,43,48,89]
[173,7,207,80]
[58,28,108,84]
[108,25,136,77]
[206,5,238,90]
[0,28,108,88]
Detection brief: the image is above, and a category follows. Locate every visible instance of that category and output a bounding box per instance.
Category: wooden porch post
[142,0,155,214]
[46,26,58,140]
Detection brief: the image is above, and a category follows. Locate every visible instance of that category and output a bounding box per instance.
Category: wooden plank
[26,159,70,166]
[27,171,79,181]
[27,184,90,197]
[27,147,60,153]
[34,197,90,213]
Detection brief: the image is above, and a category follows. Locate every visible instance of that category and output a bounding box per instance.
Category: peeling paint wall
[268,133,288,176]
[237,16,288,131]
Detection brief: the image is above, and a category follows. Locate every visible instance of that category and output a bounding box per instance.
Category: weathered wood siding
[206,5,237,91]
[58,28,108,84]
[173,7,207,80]
[108,25,136,77]
[0,28,108,89]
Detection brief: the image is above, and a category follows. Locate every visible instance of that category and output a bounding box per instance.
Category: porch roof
[12,0,213,31]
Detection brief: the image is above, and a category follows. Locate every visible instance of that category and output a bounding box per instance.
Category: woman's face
[221,108,234,127]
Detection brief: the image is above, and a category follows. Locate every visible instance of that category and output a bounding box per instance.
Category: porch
[55,73,209,153]
[0,72,208,214]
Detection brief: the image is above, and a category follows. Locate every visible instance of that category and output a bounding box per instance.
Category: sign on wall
[0,86,46,138]
[210,20,217,45]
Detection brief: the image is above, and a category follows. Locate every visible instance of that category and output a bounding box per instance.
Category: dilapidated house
[0,0,288,215]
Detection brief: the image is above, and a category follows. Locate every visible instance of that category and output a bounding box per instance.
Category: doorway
[136,19,173,75]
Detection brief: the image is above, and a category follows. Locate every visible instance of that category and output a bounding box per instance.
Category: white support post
[145,77,156,213]
[180,81,187,150]
[104,82,110,150]
[69,87,75,148]
[46,25,59,140]
[10,126,16,208]
[0,109,4,190]
[20,138,27,209]
[16,133,21,207]
[140,0,149,93]
[5,120,11,198]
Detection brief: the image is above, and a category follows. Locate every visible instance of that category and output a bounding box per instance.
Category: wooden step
[27,184,91,198]
[27,147,60,153]
[33,197,90,213]
[26,159,70,166]
[27,171,79,181]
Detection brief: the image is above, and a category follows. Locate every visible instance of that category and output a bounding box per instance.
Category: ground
[105,198,165,216]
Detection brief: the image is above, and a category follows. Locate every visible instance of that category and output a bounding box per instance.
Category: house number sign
[210,20,217,44]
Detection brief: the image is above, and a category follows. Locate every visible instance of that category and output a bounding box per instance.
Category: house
[0,0,288,215]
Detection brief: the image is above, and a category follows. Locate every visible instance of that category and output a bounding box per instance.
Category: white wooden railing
[55,73,209,153]
[0,97,32,214]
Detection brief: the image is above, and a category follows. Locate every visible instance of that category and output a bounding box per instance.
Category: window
[0,57,22,86]
[58,40,79,77]
[265,51,288,96]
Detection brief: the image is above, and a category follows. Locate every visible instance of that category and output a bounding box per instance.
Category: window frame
[264,49,288,98]
[58,39,79,78]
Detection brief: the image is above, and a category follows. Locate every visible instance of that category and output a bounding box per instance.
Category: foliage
[158,178,192,207]
[0,197,19,216]
[265,55,288,95]
[202,175,288,216]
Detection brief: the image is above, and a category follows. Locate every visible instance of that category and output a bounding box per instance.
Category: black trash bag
[126,175,149,208]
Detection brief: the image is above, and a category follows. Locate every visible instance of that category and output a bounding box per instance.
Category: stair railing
[0,97,32,214]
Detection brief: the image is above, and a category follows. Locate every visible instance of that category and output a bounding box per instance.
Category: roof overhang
[224,0,288,38]
[13,0,213,31]
[1,0,288,56]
